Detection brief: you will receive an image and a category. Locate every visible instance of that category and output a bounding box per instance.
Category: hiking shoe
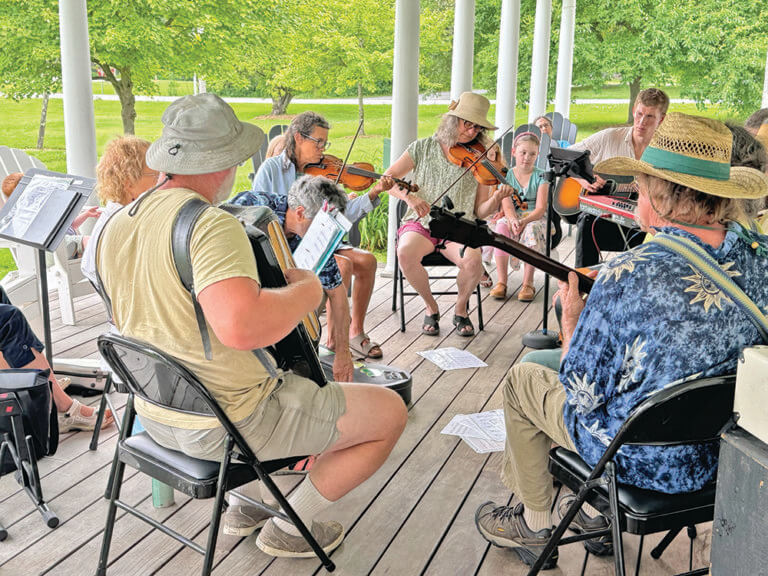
[475,501,558,569]
[256,518,344,558]
[222,505,273,537]
[556,493,614,556]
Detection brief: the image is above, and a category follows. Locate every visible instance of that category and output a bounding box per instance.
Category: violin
[304,154,419,194]
[447,141,527,211]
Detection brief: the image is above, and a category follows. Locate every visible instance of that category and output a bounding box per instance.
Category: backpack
[0,369,59,475]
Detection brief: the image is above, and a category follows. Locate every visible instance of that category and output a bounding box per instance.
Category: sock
[583,502,601,518]
[523,507,552,532]
[228,480,262,508]
[272,476,332,536]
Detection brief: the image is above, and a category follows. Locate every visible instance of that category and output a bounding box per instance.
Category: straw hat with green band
[595,113,768,200]
[446,91,497,131]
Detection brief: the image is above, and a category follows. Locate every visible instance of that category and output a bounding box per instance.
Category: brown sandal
[517,284,535,302]
[490,282,507,300]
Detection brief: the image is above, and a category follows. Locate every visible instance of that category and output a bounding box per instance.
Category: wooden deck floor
[0,235,712,575]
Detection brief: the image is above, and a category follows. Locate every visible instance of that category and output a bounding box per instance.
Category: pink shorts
[397,220,440,248]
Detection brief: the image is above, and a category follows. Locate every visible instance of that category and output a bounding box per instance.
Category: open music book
[293,207,352,275]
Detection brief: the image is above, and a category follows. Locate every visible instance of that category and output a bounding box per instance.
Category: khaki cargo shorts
[140,371,347,462]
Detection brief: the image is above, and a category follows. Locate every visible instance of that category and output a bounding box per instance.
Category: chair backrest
[249,124,289,184]
[98,334,257,459]
[568,123,578,145]
[545,112,565,140]
[620,374,737,446]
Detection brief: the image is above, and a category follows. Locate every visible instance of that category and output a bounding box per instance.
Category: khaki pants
[501,362,575,512]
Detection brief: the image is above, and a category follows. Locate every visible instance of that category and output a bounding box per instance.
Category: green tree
[674,1,768,115]
[0,0,61,147]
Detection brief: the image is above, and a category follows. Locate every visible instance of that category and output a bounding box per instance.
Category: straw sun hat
[446,91,497,131]
[147,93,265,175]
[596,113,768,199]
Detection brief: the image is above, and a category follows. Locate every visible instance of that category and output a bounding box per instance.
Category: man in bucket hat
[96,93,407,557]
[475,113,768,569]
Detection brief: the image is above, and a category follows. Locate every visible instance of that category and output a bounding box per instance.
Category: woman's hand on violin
[406,193,430,219]
[493,184,514,206]
[373,175,396,194]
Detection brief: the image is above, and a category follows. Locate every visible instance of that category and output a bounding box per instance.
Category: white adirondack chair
[0,145,95,327]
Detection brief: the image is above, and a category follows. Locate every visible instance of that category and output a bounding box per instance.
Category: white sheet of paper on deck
[417,347,488,370]
[461,435,505,454]
[293,208,351,274]
[441,409,506,453]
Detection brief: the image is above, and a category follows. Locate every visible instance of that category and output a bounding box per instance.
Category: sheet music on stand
[293,207,352,275]
[0,168,94,365]
[0,168,93,251]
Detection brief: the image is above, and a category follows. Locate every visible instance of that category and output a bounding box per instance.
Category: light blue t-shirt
[505,167,547,204]
[251,151,379,223]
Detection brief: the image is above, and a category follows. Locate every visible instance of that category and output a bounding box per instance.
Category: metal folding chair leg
[90,374,119,450]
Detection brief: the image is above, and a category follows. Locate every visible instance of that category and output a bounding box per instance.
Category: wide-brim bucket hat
[147,93,265,175]
[596,113,768,199]
[446,92,497,130]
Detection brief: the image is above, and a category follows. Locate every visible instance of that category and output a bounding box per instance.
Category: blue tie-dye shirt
[229,190,343,291]
[561,224,768,493]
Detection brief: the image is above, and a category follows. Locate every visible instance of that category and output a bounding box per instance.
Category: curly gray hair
[287,175,348,219]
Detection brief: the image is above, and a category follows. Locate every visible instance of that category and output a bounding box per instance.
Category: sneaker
[556,494,613,556]
[475,501,558,569]
[58,399,113,433]
[256,518,344,558]
[222,505,273,537]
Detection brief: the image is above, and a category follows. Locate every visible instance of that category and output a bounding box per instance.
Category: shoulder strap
[652,233,768,343]
[172,198,214,360]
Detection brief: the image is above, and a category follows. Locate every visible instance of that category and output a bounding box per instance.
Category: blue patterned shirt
[561,224,768,493]
[229,190,343,291]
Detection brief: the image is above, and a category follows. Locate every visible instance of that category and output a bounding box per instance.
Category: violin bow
[333,119,365,188]
[430,121,518,208]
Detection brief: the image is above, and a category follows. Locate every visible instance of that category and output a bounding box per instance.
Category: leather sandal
[422,312,440,336]
[517,284,535,302]
[349,333,383,359]
[453,314,475,337]
[480,271,494,288]
[490,282,507,300]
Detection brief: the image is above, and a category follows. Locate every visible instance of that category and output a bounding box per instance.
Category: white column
[58,0,97,180]
[528,0,552,123]
[495,0,521,136]
[450,0,475,101]
[384,0,420,276]
[762,46,768,109]
[554,0,576,117]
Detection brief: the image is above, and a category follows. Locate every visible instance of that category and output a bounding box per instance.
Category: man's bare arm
[198,271,322,351]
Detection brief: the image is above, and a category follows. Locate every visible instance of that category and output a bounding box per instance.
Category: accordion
[220,204,327,387]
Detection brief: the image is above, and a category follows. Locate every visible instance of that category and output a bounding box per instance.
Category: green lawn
[0,96,741,279]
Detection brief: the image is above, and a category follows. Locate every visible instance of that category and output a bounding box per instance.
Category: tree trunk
[357,82,366,135]
[101,63,137,134]
[37,92,49,149]
[627,77,641,123]
[271,88,294,115]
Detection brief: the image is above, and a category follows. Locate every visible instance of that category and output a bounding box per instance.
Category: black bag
[0,369,59,475]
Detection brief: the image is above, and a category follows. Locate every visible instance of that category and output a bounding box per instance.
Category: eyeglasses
[461,119,485,132]
[302,133,331,150]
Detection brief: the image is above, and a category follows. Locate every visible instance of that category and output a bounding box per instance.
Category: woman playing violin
[385,92,512,337]
[488,132,550,302]
[248,111,389,361]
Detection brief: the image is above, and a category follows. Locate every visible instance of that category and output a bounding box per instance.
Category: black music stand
[522,149,594,350]
[0,168,94,365]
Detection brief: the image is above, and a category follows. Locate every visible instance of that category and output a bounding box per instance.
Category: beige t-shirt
[402,136,480,227]
[569,126,635,164]
[97,187,276,429]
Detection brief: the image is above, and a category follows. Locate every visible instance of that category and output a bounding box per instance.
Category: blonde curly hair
[96,136,151,205]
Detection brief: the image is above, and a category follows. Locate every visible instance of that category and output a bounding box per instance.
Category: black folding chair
[95,334,335,575]
[391,201,484,333]
[527,373,737,576]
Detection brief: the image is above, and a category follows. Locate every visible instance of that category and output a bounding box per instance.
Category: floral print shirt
[561,224,768,493]
[229,190,343,291]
